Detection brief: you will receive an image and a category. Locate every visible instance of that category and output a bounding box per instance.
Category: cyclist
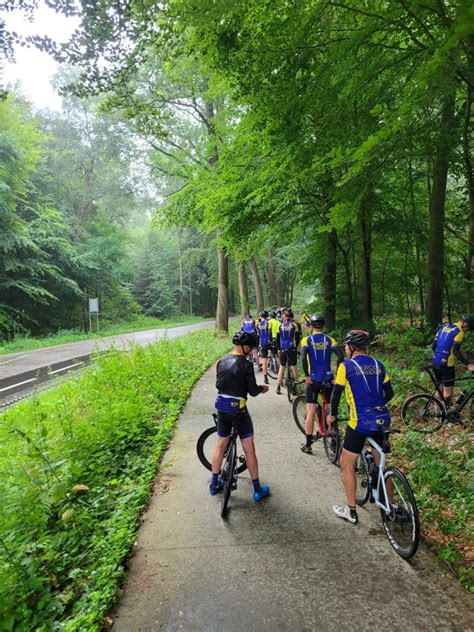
[241,313,259,366]
[210,330,270,502]
[327,330,394,525]
[300,314,344,454]
[256,310,271,384]
[431,314,474,407]
[268,311,281,341]
[276,310,301,395]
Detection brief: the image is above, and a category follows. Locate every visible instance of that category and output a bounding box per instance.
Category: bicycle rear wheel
[196,426,247,474]
[380,467,420,559]
[292,395,307,434]
[401,393,446,433]
[355,453,371,506]
[267,353,279,379]
[323,422,340,465]
[221,441,236,519]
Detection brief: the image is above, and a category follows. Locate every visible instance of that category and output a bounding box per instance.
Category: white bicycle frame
[363,436,391,514]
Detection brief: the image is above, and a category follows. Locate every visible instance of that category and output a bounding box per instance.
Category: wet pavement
[111,365,473,632]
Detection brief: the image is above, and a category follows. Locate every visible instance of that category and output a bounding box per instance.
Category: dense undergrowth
[0,316,208,356]
[373,318,473,590]
[0,330,231,631]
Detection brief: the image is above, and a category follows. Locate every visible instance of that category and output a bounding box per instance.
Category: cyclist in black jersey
[210,331,271,502]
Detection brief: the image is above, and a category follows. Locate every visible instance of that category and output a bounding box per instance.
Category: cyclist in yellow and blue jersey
[276,310,301,394]
[241,313,259,365]
[268,311,281,341]
[327,330,394,525]
[256,310,271,384]
[431,315,474,405]
[300,314,343,454]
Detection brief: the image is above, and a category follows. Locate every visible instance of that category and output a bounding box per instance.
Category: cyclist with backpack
[327,330,394,525]
[300,314,343,454]
[210,331,270,502]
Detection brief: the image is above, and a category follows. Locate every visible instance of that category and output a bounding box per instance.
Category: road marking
[0,377,37,392]
[50,362,84,375]
[0,354,28,366]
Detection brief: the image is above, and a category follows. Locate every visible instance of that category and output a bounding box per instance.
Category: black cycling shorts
[432,365,455,388]
[217,409,254,440]
[305,381,333,404]
[343,426,385,455]
[280,348,298,367]
[259,344,270,358]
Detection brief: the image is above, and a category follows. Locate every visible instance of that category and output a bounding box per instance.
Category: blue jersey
[256,319,271,346]
[242,317,256,334]
[335,354,391,434]
[432,322,464,368]
[301,333,337,382]
[279,321,297,351]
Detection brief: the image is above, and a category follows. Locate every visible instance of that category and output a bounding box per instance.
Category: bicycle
[267,343,280,380]
[196,414,247,474]
[354,428,420,559]
[282,359,304,403]
[293,389,340,464]
[401,366,474,433]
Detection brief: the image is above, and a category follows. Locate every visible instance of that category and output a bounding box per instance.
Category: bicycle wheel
[267,353,279,379]
[323,422,340,465]
[292,395,307,434]
[380,467,420,559]
[221,441,236,519]
[196,426,247,474]
[287,377,294,403]
[401,393,446,433]
[355,453,371,506]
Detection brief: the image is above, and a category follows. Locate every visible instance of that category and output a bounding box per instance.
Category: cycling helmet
[461,314,474,330]
[344,330,370,347]
[310,314,325,327]
[286,310,294,318]
[259,310,269,318]
[270,311,277,319]
[232,330,258,348]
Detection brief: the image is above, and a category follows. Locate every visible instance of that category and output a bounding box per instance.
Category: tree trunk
[237,261,250,316]
[249,257,264,313]
[408,156,425,314]
[426,93,456,330]
[359,196,373,322]
[321,231,337,329]
[267,250,278,306]
[462,82,474,313]
[189,268,193,315]
[176,229,184,311]
[216,231,229,332]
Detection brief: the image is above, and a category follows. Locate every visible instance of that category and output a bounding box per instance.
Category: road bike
[196,414,247,474]
[293,388,340,464]
[267,343,280,379]
[281,354,304,403]
[401,366,473,433]
[355,429,420,559]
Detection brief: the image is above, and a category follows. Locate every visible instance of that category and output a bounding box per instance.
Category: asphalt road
[0,321,214,407]
[111,365,473,632]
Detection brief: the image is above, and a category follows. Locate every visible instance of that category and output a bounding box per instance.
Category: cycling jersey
[277,321,299,351]
[242,317,256,334]
[300,333,338,382]
[432,322,464,368]
[216,353,263,400]
[256,319,271,346]
[333,354,391,434]
[268,318,281,340]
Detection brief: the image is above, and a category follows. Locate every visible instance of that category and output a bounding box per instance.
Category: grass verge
[0,316,209,356]
[0,329,231,631]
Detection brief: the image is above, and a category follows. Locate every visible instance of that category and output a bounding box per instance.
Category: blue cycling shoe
[253,485,271,503]
[209,479,224,495]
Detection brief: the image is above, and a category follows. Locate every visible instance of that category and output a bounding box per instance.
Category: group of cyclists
[210,308,474,524]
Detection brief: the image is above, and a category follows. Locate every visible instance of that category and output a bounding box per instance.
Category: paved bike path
[112,366,472,632]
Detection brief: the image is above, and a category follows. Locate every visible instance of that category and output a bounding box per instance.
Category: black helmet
[232,330,258,348]
[310,314,325,327]
[259,310,269,318]
[270,311,277,318]
[344,330,370,347]
[286,310,294,318]
[461,315,474,330]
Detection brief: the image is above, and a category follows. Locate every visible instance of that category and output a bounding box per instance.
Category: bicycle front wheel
[401,393,446,433]
[355,453,371,506]
[221,441,236,519]
[323,422,340,465]
[380,467,420,559]
[196,426,247,474]
[292,395,307,434]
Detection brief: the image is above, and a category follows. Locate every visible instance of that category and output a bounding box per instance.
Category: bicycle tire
[221,441,236,519]
[196,426,247,474]
[287,377,294,403]
[401,393,446,433]
[267,353,279,379]
[380,467,420,559]
[292,395,307,434]
[355,453,371,506]
[323,422,340,465]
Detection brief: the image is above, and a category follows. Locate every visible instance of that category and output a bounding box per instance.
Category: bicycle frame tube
[365,437,391,514]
